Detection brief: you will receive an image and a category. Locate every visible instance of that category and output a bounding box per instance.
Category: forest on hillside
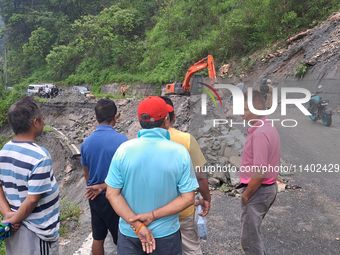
[0,0,340,124]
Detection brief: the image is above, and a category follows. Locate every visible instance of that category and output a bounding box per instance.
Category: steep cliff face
[245,11,340,80]
[215,11,340,111]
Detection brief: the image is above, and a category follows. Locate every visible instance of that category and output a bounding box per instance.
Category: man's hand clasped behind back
[129,218,156,254]
[85,184,104,200]
[1,211,21,232]
[129,212,155,227]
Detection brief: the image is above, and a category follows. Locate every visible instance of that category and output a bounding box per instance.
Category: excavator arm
[182,55,216,93]
[165,55,216,95]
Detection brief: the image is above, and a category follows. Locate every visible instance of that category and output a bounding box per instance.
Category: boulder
[208,177,220,187]
[229,156,242,168]
[233,141,242,151]
[226,136,236,146]
[65,163,74,174]
[202,125,212,133]
[229,170,240,186]
[213,171,228,184]
[277,179,286,193]
[224,147,240,158]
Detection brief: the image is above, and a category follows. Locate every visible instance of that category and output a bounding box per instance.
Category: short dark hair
[244,90,265,110]
[139,113,165,129]
[95,98,117,124]
[8,97,42,135]
[159,96,174,123]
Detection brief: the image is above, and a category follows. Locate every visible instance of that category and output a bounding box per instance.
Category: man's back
[0,140,59,241]
[240,117,281,184]
[106,128,197,238]
[81,125,128,188]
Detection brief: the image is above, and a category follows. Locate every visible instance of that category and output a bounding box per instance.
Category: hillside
[249,11,340,80]
[215,11,340,110]
[1,0,340,88]
[1,8,340,253]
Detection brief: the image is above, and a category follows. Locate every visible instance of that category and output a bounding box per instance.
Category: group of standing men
[38,85,59,99]
[79,91,280,255]
[82,96,211,255]
[0,86,280,255]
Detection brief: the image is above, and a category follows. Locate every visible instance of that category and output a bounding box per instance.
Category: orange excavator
[165,55,216,95]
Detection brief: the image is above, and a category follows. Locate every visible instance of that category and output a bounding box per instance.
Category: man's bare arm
[106,186,143,227]
[153,191,195,219]
[195,167,211,216]
[83,166,89,185]
[196,167,211,202]
[83,166,108,200]
[129,191,195,225]
[2,194,41,224]
[0,184,12,217]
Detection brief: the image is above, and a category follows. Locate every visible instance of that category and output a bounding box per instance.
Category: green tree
[23,27,54,68]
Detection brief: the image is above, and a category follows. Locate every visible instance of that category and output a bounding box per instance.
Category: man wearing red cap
[105,96,199,255]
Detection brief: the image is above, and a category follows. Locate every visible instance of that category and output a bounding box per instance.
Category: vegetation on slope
[0,0,340,125]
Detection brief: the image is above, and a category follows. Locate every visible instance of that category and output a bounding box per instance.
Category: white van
[27,84,44,95]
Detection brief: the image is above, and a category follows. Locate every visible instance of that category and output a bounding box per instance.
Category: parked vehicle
[72,86,91,95]
[27,84,44,96]
[307,85,332,126]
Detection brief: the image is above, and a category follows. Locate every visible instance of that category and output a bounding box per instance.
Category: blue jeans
[117,229,182,255]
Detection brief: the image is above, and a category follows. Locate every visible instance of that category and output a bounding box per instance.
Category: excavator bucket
[207,55,216,85]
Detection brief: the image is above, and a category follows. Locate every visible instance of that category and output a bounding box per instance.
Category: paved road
[204,106,340,255]
[74,107,340,255]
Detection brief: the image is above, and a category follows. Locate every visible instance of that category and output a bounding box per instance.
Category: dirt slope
[246,11,340,80]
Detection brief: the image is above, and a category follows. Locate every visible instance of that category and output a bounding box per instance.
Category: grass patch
[59,199,81,238]
[43,125,54,133]
[295,62,308,78]
[34,97,49,103]
[0,244,5,255]
[220,183,228,191]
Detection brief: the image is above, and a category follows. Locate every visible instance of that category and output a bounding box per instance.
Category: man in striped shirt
[0,97,59,255]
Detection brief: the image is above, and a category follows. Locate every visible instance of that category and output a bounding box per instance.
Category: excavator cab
[165,82,184,94]
[166,84,174,93]
[174,82,183,93]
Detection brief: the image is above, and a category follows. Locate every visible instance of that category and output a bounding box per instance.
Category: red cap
[138,96,174,122]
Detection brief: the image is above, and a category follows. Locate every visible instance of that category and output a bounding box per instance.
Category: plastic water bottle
[196,204,208,242]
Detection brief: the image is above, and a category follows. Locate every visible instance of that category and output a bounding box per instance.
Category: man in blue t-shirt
[81,98,128,255]
[105,96,199,255]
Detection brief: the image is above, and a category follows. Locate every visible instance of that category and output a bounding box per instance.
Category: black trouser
[89,194,119,244]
